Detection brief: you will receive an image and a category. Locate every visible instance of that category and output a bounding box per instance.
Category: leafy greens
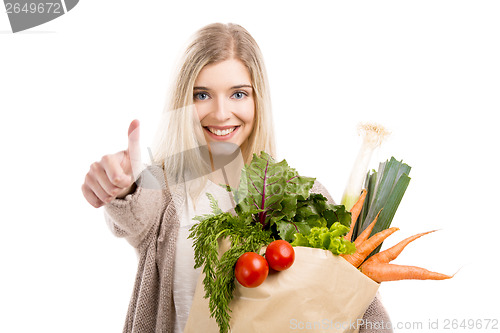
[189,152,355,333]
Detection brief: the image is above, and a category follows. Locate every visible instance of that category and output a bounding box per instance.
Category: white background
[1,1,499,332]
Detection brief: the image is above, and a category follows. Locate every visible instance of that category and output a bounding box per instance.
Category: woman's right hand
[82,119,142,208]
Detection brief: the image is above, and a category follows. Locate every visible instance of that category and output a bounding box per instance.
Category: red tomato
[265,240,295,271]
[234,252,269,288]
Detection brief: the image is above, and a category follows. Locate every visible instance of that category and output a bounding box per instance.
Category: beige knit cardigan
[104,166,393,333]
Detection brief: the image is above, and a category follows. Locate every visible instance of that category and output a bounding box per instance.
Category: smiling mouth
[205,126,239,136]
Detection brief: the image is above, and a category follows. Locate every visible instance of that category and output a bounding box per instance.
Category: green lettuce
[291,222,356,255]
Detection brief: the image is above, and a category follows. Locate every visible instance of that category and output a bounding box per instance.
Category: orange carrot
[360,263,453,283]
[359,230,454,282]
[354,209,382,248]
[341,227,398,268]
[363,230,437,265]
[344,189,367,242]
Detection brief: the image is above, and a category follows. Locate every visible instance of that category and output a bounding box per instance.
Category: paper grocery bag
[184,246,379,333]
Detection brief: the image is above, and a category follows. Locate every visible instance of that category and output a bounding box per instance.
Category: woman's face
[194,58,255,152]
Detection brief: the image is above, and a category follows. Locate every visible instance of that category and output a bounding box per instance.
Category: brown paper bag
[184,246,379,333]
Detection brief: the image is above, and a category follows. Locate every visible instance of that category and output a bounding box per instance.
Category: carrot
[363,230,437,265]
[341,227,398,268]
[353,209,382,248]
[344,189,367,242]
[359,230,454,282]
[360,263,453,283]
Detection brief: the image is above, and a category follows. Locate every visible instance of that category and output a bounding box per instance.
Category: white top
[173,177,235,333]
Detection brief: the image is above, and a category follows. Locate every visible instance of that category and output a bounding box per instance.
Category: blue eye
[195,92,209,101]
[232,91,247,100]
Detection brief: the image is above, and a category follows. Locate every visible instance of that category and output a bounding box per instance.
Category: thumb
[127,119,144,181]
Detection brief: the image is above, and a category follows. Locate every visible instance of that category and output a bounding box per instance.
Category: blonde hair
[151,23,276,199]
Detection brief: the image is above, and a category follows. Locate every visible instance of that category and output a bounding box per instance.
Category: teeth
[208,127,236,136]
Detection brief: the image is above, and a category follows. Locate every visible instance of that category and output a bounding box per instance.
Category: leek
[356,157,411,257]
[341,122,390,211]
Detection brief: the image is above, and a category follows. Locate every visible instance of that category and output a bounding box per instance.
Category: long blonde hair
[151,23,276,198]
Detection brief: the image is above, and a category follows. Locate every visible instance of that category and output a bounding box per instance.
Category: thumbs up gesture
[82,120,144,208]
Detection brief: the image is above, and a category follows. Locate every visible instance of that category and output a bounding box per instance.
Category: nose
[212,96,231,121]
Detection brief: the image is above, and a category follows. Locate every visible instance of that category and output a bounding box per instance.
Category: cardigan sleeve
[103,165,168,248]
[359,292,393,332]
[311,180,394,333]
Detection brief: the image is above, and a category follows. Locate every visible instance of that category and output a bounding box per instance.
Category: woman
[81,23,392,333]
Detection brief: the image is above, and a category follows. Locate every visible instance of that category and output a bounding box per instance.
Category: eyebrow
[193,84,253,90]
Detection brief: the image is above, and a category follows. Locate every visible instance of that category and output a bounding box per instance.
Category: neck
[206,144,246,188]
